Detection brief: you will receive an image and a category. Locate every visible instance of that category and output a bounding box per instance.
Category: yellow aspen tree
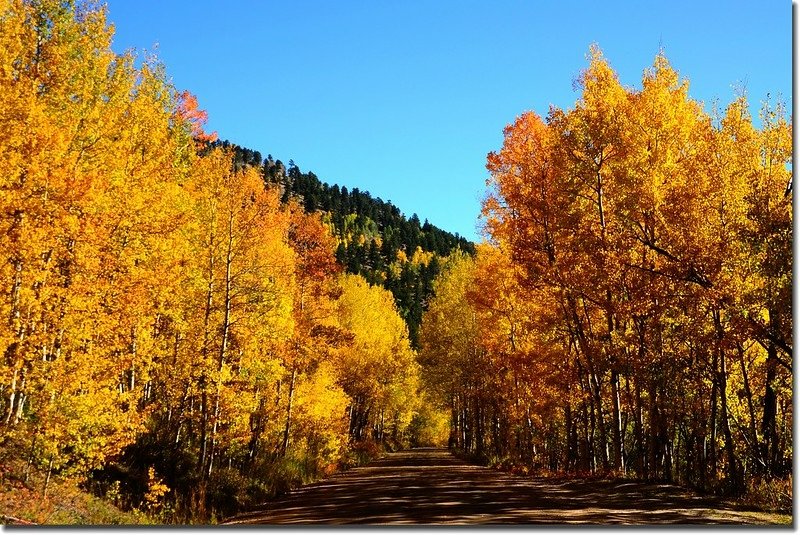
[0,0,193,482]
[180,148,296,478]
[277,205,342,457]
[418,252,486,453]
[336,273,418,444]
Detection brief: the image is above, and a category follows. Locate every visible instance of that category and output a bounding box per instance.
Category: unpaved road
[226,448,789,525]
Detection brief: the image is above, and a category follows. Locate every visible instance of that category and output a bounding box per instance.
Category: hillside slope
[213,139,475,346]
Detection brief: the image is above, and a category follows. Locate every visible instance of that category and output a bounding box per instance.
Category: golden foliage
[0,1,424,522]
[423,47,792,495]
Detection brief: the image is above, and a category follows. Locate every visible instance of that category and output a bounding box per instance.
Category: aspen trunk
[708,349,718,486]
[43,456,54,499]
[590,371,608,471]
[737,343,760,465]
[712,308,740,492]
[198,227,215,474]
[207,214,235,477]
[762,341,779,476]
[281,368,297,456]
[5,259,24,426]
[634,379,645,477]
[564,403,574,471]
[718,353,740,491]
[199,382,209,474]
[610,369,623,471]
[5,367,18,426]
[647,380,659,479]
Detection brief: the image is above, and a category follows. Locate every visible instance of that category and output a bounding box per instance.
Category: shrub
[741,475,792,513]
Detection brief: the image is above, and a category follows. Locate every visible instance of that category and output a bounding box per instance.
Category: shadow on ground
[225,448,789,525]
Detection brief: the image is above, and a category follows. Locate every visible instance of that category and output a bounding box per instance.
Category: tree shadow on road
[227,449,790,525]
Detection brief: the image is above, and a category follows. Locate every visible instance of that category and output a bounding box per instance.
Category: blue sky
[108,1,791,242]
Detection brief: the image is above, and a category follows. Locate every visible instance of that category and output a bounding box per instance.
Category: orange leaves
[485,113,550,240]
[175,90,218,143]
[469,45,793,481]
[288,204,341,284]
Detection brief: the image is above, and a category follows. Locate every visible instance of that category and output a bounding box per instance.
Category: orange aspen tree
[474,46,791,494]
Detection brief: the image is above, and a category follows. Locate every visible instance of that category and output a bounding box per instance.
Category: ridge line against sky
[107,1,791,242]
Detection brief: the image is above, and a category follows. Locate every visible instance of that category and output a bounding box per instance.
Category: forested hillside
[209,140,474,346]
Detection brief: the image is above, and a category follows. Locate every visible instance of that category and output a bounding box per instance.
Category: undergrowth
[457,449,793,515]
[1,437,387,525]
[737,475,792,514]
[0,457,153,525]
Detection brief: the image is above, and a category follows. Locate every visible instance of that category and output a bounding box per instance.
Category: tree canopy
[421,47,792,498]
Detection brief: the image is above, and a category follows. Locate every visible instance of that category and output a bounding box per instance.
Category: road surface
[226,448,787,525]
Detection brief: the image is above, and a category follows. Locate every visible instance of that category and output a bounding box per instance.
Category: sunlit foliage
[0,0,423,521]
[421,47,792,498]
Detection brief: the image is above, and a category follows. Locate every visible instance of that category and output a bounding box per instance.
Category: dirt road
[226,448,788,525]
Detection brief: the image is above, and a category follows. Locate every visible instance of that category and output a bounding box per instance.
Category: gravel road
[225,448,788,525]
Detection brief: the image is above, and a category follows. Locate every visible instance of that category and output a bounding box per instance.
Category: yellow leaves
[0,0,215,479]
[407,392,450,447]
[336,273,419,438]
[579,46,625,110]
[410,246,434,267]
[419,251,480,401]
[30,378,144,474]
[1,0,190,396]
[0,0,432,503]
[143,467,170,512]
[337,274,414,384]
[296,362,348,428]
[292,364,349,466]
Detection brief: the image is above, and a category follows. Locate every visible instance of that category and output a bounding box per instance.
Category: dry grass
[736,474,792,514]
[0,458,153,525]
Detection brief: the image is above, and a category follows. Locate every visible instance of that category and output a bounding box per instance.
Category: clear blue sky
[107,1,791,242]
